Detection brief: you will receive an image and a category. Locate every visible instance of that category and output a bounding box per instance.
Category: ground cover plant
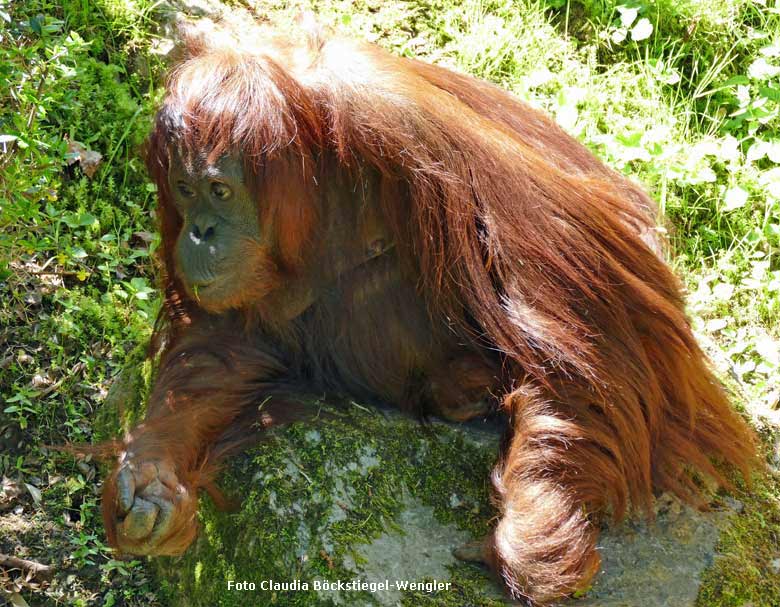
[0,1,778,606]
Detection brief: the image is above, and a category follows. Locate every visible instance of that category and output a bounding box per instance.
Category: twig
[37,362,85,399]
[26,269,90,277]
[0,554,54,581]
[25,50,66,130]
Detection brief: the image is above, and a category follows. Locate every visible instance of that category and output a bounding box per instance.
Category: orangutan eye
[177,181,195,198]
[211,182,232,200]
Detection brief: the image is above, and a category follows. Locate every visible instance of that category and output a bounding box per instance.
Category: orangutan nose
[190,219,216,243]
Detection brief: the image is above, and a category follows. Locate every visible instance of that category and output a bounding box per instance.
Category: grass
[0,0,778,605]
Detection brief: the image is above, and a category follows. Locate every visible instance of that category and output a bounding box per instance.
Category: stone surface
[141,401,734,607]
[326,495,472,606]
[580,494,730,607]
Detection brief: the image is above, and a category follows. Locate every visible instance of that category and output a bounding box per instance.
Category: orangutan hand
[106,457,198,556]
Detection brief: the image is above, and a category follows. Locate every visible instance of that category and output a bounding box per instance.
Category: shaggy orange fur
[97,22,758,604]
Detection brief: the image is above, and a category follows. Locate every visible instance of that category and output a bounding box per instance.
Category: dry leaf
[66,139,103,178]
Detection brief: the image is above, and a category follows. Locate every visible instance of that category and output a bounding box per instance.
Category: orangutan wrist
[118,435,182,472]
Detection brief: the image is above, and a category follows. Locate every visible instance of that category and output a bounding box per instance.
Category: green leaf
[712,282,735,300]
[61,212,98,228]
[29,15,43,35]
[706,318,728,332]
[721,75,750,87]
[723,186,749,211]
[78,212,97,227]
[617,6,638,28]
[616,132,643,147]
[748,57,780,80]
[630,18,653,41]
[759,85,780,102]
[611,28,628,44]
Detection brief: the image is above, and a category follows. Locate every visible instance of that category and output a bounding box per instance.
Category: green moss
[696,475,780,607]
[92,347,153,442]
[400,566,507,607]
[153,404,499,606]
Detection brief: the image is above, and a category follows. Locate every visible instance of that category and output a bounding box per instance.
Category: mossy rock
[152,404,505,607]
[93,346,154,443]
[103,364,775,607]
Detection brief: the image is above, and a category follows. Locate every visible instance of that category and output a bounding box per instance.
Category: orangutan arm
[101,317,302,556]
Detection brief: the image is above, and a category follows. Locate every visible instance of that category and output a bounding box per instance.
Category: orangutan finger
[116,466,135,516]
[144,492,176,545]
[121,497,159,540]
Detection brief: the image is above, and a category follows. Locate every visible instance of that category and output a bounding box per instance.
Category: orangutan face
[168,153,278,312]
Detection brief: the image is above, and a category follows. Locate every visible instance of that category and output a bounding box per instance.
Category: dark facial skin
[168,153,262,309]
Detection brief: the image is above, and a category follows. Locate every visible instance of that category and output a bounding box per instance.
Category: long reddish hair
[142,22,758,601]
